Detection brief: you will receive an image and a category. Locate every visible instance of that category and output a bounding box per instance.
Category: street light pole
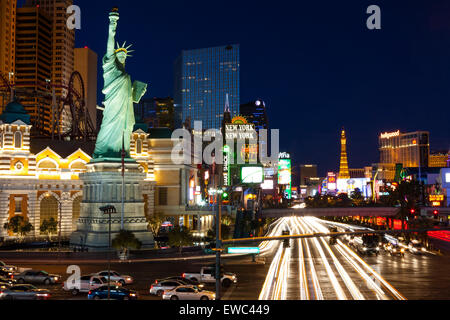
[58,200,62,261]
[100,205,116,301]
[215,191,222,300]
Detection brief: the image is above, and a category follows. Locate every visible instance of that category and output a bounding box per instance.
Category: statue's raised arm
[107,8,119,57]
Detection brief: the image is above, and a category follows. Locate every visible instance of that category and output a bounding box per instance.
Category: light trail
[294,217,323,300]
[258,216,406,300]
[308,217,406,300]
[298,218,348,300]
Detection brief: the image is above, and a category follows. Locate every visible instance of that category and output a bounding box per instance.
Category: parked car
[15,270,61,285]
[0,285,51,300]
[63,275,121,295]
[162,285,215,301]
[92,271,133,285]
[88,285,138,300]
[183,266,237,288]
[0,276,16,289]
[0,269,14,279]
[150,279,187,296]
[0,261,17,272]
[408,241,427,255]
[155,276,205,289]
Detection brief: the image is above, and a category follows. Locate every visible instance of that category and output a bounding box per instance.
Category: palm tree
[40,218,58,241]
[3,216,34,242]
[147,211,165,236]
[168,226,193,255]
[112,230,142,257]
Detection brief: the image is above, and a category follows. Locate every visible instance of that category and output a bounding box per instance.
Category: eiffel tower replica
[339,128,351,180]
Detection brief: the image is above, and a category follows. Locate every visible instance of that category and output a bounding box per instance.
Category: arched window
[14,131,22,149]
[136,138,143,154]
[40,196,58,235]
[37,159,58,170]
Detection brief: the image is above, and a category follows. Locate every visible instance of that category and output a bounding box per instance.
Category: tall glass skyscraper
[174,44,240,130]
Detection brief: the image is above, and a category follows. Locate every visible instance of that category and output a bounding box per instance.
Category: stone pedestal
[70,159,154,251]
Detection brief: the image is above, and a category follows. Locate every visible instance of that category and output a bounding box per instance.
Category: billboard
[278,159,292,185]
[261,179,274,190]
[241,166,264,184]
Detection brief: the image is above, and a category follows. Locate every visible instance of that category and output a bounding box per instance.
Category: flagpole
[121,132,125,230]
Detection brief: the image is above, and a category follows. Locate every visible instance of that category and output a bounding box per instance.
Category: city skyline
[58,0,450,176]
[1,1,450,305]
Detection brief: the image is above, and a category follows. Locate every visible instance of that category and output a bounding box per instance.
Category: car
[183,266,237,288]
[162,285,215,301]
[0,261,17,273]
[408,241,427,255]
[88,285,138,301]
[155,276,205,289]
[0,276,16,289]
[63,275,122,295]
[329,227,338,245]
[386,243,405,257]
[353,235,380,256]
[150,279,187,296]
[15,270,61,285]
[93,271,133,285]
[0,269,14,279]
[0,285,51,300]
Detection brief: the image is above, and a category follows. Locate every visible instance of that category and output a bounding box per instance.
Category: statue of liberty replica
[94,7,147,159]
[70,8,154,251]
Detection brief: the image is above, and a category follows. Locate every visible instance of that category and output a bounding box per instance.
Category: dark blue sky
[27,0,450,176]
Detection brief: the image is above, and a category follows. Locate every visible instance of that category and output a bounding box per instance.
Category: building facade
[0,101,215,241]
[15,6,53,135]
[240,100,269,131]
[379,130,430,168]
[429,151,450,168]
[74,47,97,130]
[0,0,16,96]
[174,44,240,130]
[25,0,75,133]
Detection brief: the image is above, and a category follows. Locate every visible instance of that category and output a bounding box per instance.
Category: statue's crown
[115,41,134,57]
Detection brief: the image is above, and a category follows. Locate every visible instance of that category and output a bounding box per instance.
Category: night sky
[20,0,450,176]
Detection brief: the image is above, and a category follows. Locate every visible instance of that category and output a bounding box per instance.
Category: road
[256,217,450,300]
[2,217,450,300]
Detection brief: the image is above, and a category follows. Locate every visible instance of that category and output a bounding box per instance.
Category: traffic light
[433,210,439,219]
[410,209,416,215]
[222,192,229,200]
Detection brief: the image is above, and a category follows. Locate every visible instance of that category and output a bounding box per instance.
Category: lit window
[14,131,22,149]
[136,139,142,154]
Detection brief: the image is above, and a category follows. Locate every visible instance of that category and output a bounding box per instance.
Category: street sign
[228,247,260,254]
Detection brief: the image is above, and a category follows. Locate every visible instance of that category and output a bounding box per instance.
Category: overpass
[261,207,400,218]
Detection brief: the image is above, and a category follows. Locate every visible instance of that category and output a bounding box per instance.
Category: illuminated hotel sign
[430,195,444,202]
[381,130,401,139]
[225,116,256,140]
[279,152,291,159]
[327,172,337,191]
[430,195,444,207]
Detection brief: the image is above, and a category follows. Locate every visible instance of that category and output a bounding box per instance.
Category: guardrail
[222,227,450,245]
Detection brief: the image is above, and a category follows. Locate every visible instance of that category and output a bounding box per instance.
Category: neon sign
[380,130,400,139]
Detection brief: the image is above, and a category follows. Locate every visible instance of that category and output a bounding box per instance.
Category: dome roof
[0,99,31,125]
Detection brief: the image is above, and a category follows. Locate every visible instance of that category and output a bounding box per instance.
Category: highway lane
[258,217,406,300]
